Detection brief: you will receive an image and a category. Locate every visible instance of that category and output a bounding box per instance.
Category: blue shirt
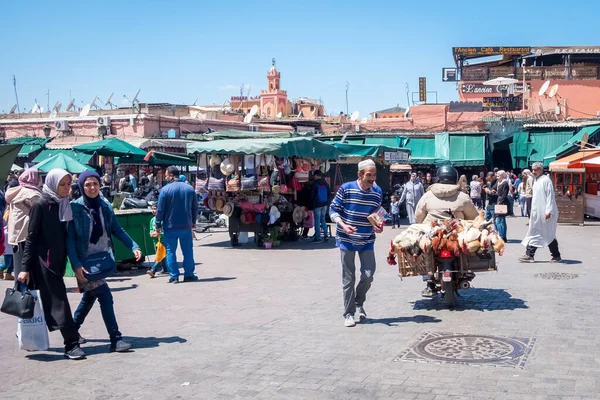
[329,180,382,251]
[155,180,198,231]
[390,201,400,215]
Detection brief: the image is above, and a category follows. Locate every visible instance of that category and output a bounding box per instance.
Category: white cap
[358,159,376,171]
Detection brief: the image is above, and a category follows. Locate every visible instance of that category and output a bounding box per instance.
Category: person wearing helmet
[415,165,479,224]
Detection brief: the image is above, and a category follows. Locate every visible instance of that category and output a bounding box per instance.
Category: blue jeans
[150,259,167,273]
[495,216,507,241]
[391,213,400,228]
[313,206,328,240]
[485,207,495,221]
[164,229,195,279]
[74,283,122,343]
[1,254,13,274]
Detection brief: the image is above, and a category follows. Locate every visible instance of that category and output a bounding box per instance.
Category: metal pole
[345,81,349,115]
[522,59,526,111]
[12,75,20,115]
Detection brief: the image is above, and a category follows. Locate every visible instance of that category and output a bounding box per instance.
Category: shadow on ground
[411,288,528,312]
[363,315,442,326]
[204,239,337,251]
[25,336,187,362]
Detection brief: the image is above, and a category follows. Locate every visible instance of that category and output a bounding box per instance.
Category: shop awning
[34,153,94,174]
[448,134,486,166]
[74,138,147,157]
[549,149,600,170]
[7,137,51,157]
[117,151,196,166]
[33,149,93,164]
[333,143,410,159]
[543,125,600,166]
[509,132,532,169]
[186,137,340,159]
[528,131,574,163]
[404,138,435,165]
[390,164,412,171]
[364,137,402,147]
[206,130,295,139]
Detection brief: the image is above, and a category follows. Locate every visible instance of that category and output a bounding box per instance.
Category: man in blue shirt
[155,166,199,283]
[329,159,383,327]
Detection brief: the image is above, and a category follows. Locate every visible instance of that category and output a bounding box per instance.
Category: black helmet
[436,165,458,184]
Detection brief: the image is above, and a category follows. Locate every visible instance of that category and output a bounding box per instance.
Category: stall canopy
[510,130,573,168]
[117,151,196,166]
[34,153,94,174]
[187,137,341,159]
[549,149,600,170]
[205,129,295,139]
[7,137,50,157]
[74,137,147,157]
[0,144,23,187]
[332,143,410,158]
[448,134,486,166]
[33,149,93,164]
[404,138,435,165]
[543,125,600,167]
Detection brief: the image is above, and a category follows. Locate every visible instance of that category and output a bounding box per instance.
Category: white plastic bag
[17,290,49,351]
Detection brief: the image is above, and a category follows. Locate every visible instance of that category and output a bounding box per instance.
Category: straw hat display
[215,197,226,212]
[209,154,222,168]
[222,202,234,217]
[220,157,235,176]
[292,206,307,224]
[208,197,217,211]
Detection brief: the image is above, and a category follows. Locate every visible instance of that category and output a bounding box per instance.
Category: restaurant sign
[531,46,600,56]
[453,47,531,56]
[461,83,530,95]
[385,151,410,162]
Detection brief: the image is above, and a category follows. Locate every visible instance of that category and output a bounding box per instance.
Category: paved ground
[1,210,599,399]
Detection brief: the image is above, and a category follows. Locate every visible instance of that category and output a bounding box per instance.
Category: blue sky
[2,0,600,118]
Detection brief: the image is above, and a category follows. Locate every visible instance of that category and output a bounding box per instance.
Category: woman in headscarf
[67,170,142,353]
[458,174,470,195]
[18,168,84,360]
[6,168,43,281]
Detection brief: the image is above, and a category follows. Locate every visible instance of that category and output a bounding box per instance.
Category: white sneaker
[344,314,356,327]
[357,306,367,320]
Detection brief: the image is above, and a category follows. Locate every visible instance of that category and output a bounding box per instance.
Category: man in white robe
[519,162,561,263]
[400,172,425,224]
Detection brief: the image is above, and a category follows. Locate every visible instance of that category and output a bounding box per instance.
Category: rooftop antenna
[80,104,91,117]
[9,104,17,114]
[52,101,60,112]
[105,92,117,109]
[131,89,141,113]
[12,75,21,115]
[66,98,76,112]
[192,98,198,106]
[45,89,50,113]
[90,95,99,110]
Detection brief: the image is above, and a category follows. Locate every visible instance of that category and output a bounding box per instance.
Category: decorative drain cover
[534,272,578,280]
[394,332,536,368]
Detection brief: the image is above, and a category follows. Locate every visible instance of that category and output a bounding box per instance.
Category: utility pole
[405,83,410,107]
[46,89,50,112]
[345,81,349,116]
[13,75,20,115]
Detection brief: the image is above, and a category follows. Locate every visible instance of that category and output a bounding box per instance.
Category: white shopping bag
[17,290,49,351]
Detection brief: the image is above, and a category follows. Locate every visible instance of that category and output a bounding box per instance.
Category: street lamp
[43,124,51,138]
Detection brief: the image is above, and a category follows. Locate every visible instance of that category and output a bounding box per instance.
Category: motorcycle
[195,206,226,232]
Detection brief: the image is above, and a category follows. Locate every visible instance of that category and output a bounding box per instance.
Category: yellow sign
[419,77,426,102]
[453,47,531,56]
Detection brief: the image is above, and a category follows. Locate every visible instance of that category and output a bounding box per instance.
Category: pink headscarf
[18,168,41,192]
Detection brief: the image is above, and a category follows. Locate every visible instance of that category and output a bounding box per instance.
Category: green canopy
[7,137,51,157]
[117,151,196,166]
[34,153,94,174]
[528,131,573,164]
[33,149,93,164]
[74,138,147,157]
[543,125,600,166]
[363,137,403,147]
[404,138,436,165]
[0,144,23,188]
[448,134,486,166]
[187,137,341,159]
[206,129,295,139]
[333,143,411,159]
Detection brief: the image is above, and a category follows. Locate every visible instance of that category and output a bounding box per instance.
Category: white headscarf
[42,168,73,222]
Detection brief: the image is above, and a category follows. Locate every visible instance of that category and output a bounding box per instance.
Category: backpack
[317,183,328,203]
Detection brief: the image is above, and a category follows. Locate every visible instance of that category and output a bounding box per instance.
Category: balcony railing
[463,65,600,81]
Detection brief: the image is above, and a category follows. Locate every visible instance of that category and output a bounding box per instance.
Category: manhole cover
[395,332,536,368]
[534,272,578,280]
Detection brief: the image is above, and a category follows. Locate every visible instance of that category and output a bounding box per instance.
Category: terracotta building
[370,106,407,119]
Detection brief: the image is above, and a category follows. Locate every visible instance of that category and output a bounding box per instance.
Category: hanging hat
[272,184,280,194]
[321,160,331,172]
[209,154,222,167]
[244,154,255,169]
[220,158,235,176]
[222,202,234,217]
[293,206,306,224]
[208,197,217,211]
[216,198,226,211]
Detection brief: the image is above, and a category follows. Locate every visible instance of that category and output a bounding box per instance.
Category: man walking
[155,166,199,283]
[523,169,534,218]
[519,162,561,263]
[400,172,424,224]
[329,159,383,327]
[310,170,330,243]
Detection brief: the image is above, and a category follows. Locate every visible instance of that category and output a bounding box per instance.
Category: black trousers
[526,239,560,258]
[525,197,533,217]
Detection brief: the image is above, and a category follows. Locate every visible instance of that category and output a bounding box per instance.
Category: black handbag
[1,283,35,319]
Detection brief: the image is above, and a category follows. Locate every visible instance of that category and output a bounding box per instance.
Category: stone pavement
[1,215,599,399]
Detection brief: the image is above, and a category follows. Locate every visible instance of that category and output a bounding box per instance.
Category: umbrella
[483,77,519,86]
[73,137,147,157]
[34,153,94,174]
[0,144,22,188]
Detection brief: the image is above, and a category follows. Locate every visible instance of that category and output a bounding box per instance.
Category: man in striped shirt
[329,159,383,327]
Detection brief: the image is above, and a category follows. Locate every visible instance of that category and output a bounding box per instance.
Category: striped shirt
[329,180,382,251]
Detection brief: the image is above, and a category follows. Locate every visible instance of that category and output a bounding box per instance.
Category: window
[310,106,315,111]
[249,125,259,132]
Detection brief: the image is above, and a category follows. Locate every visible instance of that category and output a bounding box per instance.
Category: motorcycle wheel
[443,281,455,308]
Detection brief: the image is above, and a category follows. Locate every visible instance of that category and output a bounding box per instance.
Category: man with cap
[310,170,331,243]
[329,159,383,327]
[399,172,425,224]
[155,166,199,283]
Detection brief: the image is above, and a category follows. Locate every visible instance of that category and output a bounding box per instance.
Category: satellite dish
[9,105,17,114]
[249,105,259,116]
[404,107,410,118]
[581,133,590,149]
[243,114,253,123]
[276,111,282,119]
[548,84,560,98]
[39,107,44,113]
[66,99,76,111]
[350,111,359,121]
[52,101,60,111]
[131,89,141,104]
[105,92,114,105]
[56,102,62,112]
[539,80,551,96]
[30,103,39,113]
[49,110,57,119]
[361,117,368,123]
[90,95,99,109]
[80,104,91,117]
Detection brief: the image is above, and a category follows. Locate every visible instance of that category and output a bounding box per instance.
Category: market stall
[549,149,600,223]
[187,137,341,247]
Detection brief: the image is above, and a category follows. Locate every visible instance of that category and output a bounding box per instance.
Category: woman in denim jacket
[67,171,142,353]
